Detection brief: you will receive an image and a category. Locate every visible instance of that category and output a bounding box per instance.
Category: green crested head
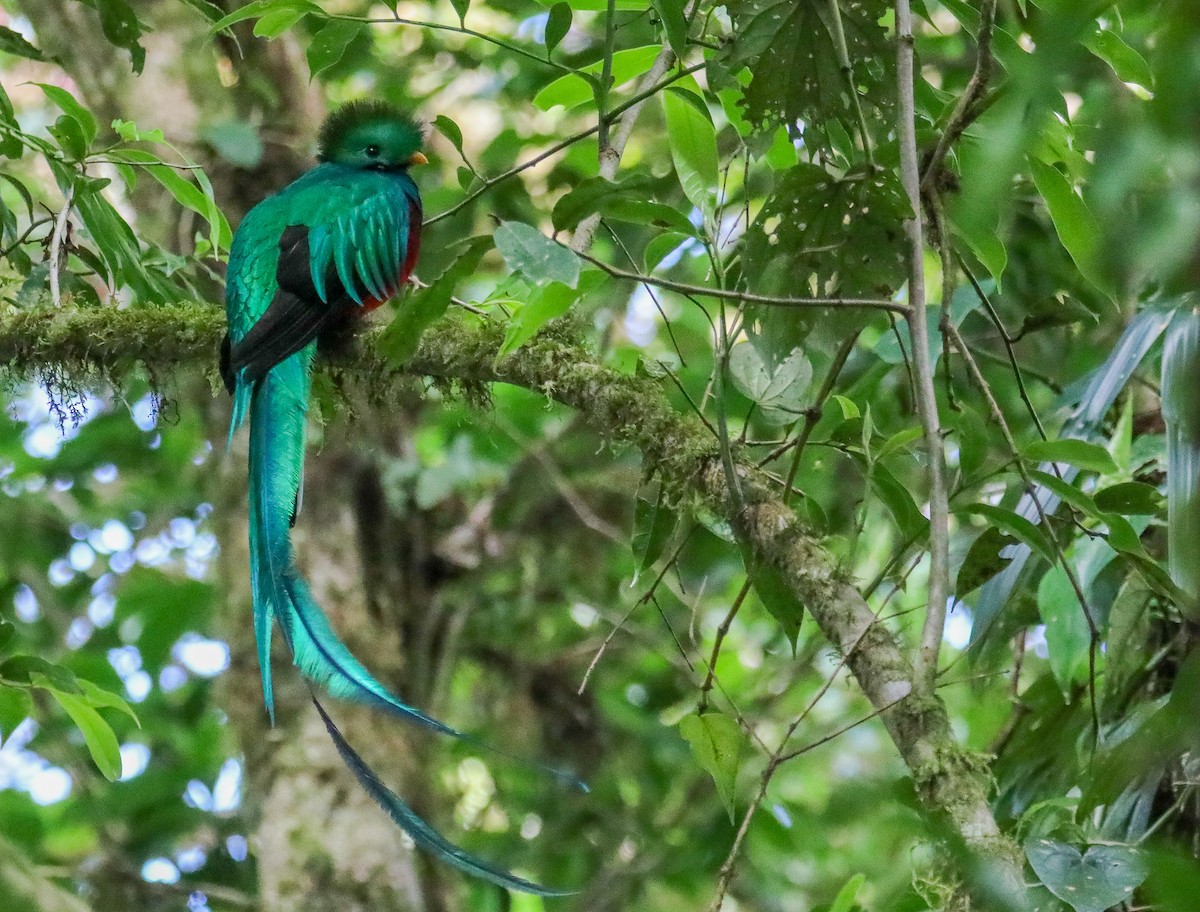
[317,101,428,171]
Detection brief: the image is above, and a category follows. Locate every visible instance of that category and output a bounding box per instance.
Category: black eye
[365,145,380,157]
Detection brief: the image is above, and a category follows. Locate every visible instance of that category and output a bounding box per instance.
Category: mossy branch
[0,302,1023,900]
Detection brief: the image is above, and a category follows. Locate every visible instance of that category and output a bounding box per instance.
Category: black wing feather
[228,225,350,383]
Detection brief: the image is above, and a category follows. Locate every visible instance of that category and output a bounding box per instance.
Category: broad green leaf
[0,621,13,653]
[831,395,860,419]
[725,0,891,146]
[79,679,140,728]
[209,0,321,34]
[86,0,148,73]
[1038,564,1091,695]
[956,527,1018,599]
[749,558,805,649]
[643,232,690,271]
[961,504,1055,563]
[764,125,798,170]
[37,84,97,148]
[745,164,910,301]
[876,426,924,462]
[1025,469,1100,519]
[544,3,572,54]
[49,115,89,161]
[871,464,929,542]
[201,121,264,169]
[1094,482,1162,516]
[498,272,603,359]
[729,343,812,424]
[306,19,363,79]
[1023,439,1119,475]
[0,26,48,61]
[494,221,581,287]
[382,236,491,365]
[1085,29,1153,89]
[1028,156,1112,298]
[433,115,466,162]
[104,149,231,252]
[631,491,677,581]
[1026,839,1147,912]
[450,0,469,25]
[0,686,32,739]
[533,46,658,110]
[662,88,718,217]
[253,6,310,38]
[650,0,688,60]
[47,688,122,781]
[112,119,164,143]
[552,175,693,235]
[0,656,80,693]
[950,211,1008,288]
[829,874,867,912]
[679,712,746,821]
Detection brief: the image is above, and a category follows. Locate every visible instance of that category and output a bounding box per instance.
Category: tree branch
[896,0,951,693]
[0,301,1023,903]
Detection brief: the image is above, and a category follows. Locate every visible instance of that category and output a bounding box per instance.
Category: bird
[220,100,567,896]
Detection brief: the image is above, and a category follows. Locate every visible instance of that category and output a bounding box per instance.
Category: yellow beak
[407,151,429,166]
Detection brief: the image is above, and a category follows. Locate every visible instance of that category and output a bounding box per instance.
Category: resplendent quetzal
[220,101,566,896]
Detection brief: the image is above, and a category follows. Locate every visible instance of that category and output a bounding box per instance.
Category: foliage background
[0,0,1199,910]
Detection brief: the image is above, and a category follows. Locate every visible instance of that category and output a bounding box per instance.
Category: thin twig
[574,248,907,313]
[697,579,753,712]
[425,62,706,226]
[896,0,950,693]
[920,0,998,193]
[825,0,875,164]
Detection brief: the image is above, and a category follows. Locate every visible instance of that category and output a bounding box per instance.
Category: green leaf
[744,164,910,300]
[382,236,491,365]
[433,115,466,162]
[650,0,688,59]
[0,656,80,693]
[0,26,48,61]
[532,46,658,110]
[494,221,581,287]
[729,343,812,424]
[829,873,867,912]
[1026,839,1147,912]
[744,550,805,649]
[209,0,320,35]
[306,18,363,79]
[551,175,693,234]
[1094,482,1163,516]
[544,2,572,54]
[725,0,891,145]
[831,395,860,419]
[1023,438,1119,475]
[679,712,745,821]
[662,88,718,217]
[112,119,164,143]
[85,0,147,73]
[956,527,1018,599]
[950,211,1008,288]
[201,121,264,169]
[0,686,32,739]
[104,149,231,252]
[1085,29,1153,89]
[46,687,122,781]
[1028,156,1112,298]
[79,679,140,728]
[0,622,12,654]
[37,84,98,148]
[961,504,1055,563]
[49,115,89,161]
[253,6,311,38]
[876,427,924,462]
[1026,469,1101,519]
[450,0,469,25]
[631,491,677,581]
[644,232,689,272]
[498,273,603,359]
[871,463,929,542]
[1038,564,1091,695]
